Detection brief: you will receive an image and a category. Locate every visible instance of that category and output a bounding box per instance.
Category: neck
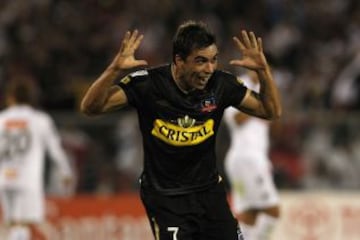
[171,64,193,94]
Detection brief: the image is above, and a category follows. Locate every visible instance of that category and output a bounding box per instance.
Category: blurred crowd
[0,0,360,194]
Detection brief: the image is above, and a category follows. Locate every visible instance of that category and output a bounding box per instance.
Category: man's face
[177,44,218,91]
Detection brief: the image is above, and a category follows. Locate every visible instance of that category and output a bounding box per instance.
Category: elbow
[80,100,101,116]
[268,107,282,120]
[79,104,93,116]
[273,110,282,120]
[263,106,282,120]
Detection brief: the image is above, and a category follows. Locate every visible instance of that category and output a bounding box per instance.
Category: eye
[194,57,208,65]
[211,56,218,63]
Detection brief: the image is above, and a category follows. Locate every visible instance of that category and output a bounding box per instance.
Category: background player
[224,70,280,240]
[0,80,73,240]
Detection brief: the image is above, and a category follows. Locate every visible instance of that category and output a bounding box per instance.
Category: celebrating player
[81,20,281,240]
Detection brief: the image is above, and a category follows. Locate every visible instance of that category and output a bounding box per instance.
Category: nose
[204,62,215,74]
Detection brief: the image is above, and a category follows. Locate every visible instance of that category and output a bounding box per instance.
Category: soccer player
[81,20,281,240]
[0,80,73,240]
[224,70,280,240]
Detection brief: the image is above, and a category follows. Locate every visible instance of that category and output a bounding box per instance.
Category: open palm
[114,30,148,70]
[230,30,267,70]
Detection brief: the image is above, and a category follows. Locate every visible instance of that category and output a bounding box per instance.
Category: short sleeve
[222,74,248,107]
[115,70,149,108]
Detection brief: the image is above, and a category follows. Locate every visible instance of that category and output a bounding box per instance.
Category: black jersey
[116,64,247,195]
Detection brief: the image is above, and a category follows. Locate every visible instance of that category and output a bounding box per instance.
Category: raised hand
[112,30,148,70]
[230,30,268,70]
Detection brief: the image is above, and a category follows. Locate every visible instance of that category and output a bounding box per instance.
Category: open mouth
[198,76,209,85]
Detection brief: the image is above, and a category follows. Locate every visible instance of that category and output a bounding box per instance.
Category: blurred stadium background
[0,0,359,239]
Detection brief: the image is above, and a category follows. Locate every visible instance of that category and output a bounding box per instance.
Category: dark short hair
[5,80,38,105]
[172,20,216,62]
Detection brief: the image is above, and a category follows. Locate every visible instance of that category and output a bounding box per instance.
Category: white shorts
[225,154,279,214]
[0,188,44,223]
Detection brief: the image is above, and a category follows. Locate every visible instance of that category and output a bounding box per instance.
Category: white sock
[7,225,31,240]
[254,213,278,240]
[239,223,256,240]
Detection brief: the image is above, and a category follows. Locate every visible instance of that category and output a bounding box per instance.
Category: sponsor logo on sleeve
[120,76,131,85]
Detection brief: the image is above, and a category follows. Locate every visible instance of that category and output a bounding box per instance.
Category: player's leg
[7,223,46,240]
[235,209,258,240]
[254,209,279,240]
[235,206,279,240]
[14,189,46,240]
[7,224,31,240]
[252,161,280,240]
[226,156,259,240]
[140,187,199,240]
[199,182,244,240]
[0,190,30,240]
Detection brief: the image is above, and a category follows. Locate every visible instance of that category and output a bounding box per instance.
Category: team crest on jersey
[151,117,214,146]
[200,96,217,112]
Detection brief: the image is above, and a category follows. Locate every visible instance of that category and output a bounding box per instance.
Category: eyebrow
[194,54,218,61]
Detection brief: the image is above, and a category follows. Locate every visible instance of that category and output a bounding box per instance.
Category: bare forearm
[80,63,120,115]
[256,65,282,119]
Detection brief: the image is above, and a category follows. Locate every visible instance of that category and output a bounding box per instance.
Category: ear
[174,54,185,66]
